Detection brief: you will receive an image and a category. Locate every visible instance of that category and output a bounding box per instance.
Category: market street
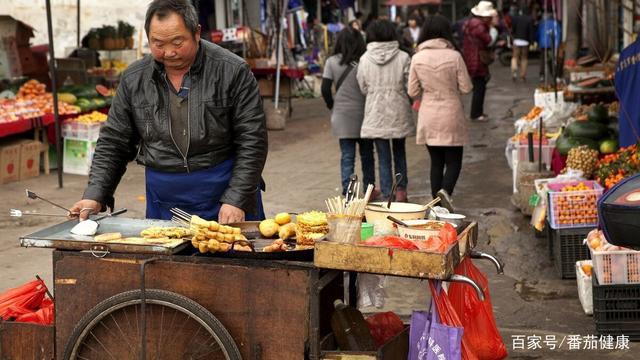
[1,61,637,358]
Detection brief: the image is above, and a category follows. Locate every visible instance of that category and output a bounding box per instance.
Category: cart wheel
[63,289,242,360]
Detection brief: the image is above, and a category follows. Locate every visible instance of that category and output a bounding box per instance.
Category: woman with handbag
[462,1,497,122]
[409,15,473,200]
[321,27,376,197]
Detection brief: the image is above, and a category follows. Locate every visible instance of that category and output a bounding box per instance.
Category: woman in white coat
[357,19,415,202]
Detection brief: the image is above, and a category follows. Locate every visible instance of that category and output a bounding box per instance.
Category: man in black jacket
[70,0,267,224]
[510,7,535,82]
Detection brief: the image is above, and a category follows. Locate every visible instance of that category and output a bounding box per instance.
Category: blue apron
[145,158,265,221]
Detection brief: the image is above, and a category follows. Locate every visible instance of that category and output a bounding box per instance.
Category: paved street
[0,60,636,358]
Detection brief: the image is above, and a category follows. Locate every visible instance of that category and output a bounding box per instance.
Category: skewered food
[189,217,245,253]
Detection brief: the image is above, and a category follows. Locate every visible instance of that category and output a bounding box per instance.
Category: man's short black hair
[365,19,399,43]
[145,0,199,38]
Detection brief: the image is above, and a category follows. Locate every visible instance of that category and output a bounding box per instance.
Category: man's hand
[69,199,102,220]
[218,204,245,224]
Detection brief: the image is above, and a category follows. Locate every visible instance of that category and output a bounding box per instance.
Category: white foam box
[534,89,564,108]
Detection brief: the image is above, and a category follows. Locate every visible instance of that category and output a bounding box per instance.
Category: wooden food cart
[4,217,496,359]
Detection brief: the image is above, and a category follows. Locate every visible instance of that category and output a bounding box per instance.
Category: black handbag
[598,173,640,250]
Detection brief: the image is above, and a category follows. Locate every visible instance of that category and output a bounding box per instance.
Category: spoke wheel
[63,289,241,360]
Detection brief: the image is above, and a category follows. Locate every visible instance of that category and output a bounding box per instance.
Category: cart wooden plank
[458,221,478,257]
[314,222,478,279]
[314,241,459,279]
[53,251,339,360]
[20,217,189,255]
[0,322,54,359]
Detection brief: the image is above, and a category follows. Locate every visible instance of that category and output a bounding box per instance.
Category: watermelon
[587,104,609,123]
[95,85,110,97]
[557,133,599,155]
[607,122,619,140]
[565,120,608,139]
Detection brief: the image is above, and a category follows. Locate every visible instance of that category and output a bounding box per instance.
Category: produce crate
[62,121,102,141]
[588,242,640,286]
[592,275,640,341]
[548,180,603,229]
[552,226,592,279]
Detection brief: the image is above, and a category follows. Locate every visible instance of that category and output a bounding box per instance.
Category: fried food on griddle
[278,223,297,241]
[188,219,244,253]
[140,227,192,239]
[295,211,328,246]
[94,232,122,242]
[264,239,288,252]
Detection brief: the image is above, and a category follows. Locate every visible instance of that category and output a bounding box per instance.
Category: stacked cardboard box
[0,139,41,184]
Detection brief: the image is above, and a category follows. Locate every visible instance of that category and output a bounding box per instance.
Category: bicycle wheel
[63,289,242,360]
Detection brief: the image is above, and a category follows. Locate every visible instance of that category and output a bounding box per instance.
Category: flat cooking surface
[20,217,189,255]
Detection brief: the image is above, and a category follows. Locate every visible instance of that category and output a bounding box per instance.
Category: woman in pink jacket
[408,15,473,199]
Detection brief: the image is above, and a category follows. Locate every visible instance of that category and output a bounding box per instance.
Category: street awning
[386,0,441,6]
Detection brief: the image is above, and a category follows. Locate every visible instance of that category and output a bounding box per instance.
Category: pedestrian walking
[357,19,414,202]
[321,27,376,197]
[462,0,497,122]
[402,15,422,50]
[538,12,561,83]
[510,7,535,82]
[409,15,473,199]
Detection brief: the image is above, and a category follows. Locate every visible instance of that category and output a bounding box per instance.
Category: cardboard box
[0,141,21,184]
[63,138,96,176]
[18,140,41,180]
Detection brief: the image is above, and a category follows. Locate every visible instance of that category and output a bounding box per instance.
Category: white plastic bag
[357,274,387,309]
[576,260,593,315]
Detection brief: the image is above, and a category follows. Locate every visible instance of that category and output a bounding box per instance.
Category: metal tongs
[22,189,93,217]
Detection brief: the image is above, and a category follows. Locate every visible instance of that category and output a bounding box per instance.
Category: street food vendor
[70,0,267,223]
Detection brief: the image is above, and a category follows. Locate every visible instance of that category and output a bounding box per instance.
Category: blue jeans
[339,138,375,195]
[374,138,408,198]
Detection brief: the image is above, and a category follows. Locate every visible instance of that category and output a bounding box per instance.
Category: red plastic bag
[365,311,405,347]
[363,235,418,250]
[429,280,478,360]
[15,298,54,325]
[448,258,508,360]
[0,279,53,325]
[414,223,458,252]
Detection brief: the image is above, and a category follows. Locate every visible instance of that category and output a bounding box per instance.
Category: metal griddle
[20,217,190,255]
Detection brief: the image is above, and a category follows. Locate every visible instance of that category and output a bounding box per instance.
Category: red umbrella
[386,0,441,5]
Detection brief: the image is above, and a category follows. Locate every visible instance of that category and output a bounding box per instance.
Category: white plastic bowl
[435,213,466,227]
[364,202,428,233]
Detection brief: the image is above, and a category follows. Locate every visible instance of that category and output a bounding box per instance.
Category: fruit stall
[507,65,640,341]
[0,185,506,359]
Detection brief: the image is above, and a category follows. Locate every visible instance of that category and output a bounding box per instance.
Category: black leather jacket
[83,40,268,213]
